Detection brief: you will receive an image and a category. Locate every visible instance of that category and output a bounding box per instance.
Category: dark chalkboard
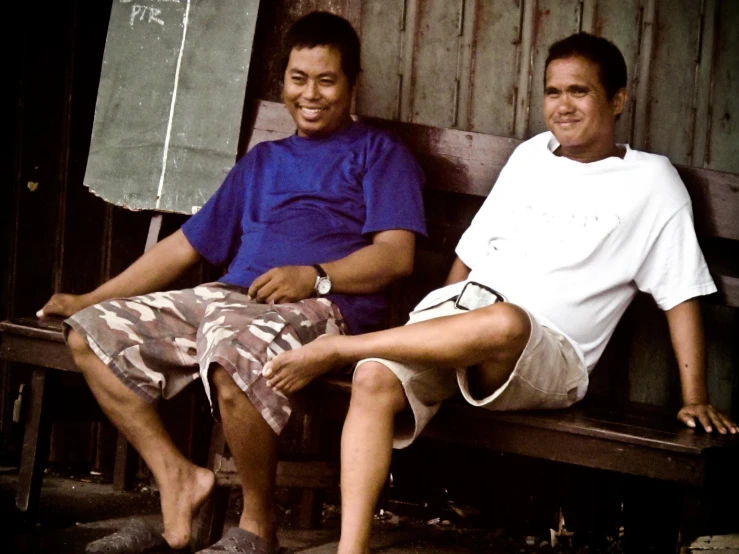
[85,0,260,214]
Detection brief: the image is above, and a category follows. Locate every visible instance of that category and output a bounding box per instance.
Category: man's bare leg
[264,302,531,394]
[211,367,279,548]
[337,362,408,554]
[331,304,530,554]
[68,330,214,549]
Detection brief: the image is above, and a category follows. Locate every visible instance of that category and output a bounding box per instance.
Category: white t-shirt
[414,132,716,372]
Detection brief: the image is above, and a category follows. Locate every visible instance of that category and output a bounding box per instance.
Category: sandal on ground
[194,527,291,554]
[86,517,187,553]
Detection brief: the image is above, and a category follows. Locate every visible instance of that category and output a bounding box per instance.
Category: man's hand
[678,403,738,434]
[248,266,316,304]
[37,293,92,318]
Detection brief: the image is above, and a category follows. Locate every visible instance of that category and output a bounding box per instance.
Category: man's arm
[248,230,415,303]
[39,229,202,317]
[444,257,471,286]
[666,299,738,434]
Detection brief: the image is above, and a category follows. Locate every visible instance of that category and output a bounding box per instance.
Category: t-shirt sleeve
[361,135,426,236]
[634,202,717,310]
[181,159,247,267]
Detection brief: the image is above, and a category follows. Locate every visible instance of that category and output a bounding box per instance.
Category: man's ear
[612,87,628,116]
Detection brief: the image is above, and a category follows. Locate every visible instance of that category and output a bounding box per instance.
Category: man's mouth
[298,106,326,118]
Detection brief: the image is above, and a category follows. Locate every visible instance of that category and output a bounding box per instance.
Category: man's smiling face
[543,55,625,162]
[283,45,353,138]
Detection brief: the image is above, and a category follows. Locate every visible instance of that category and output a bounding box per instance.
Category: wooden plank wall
[2,0,738,461]
[228,0,739,176]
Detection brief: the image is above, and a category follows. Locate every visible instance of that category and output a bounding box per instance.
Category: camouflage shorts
[64,282,347,434]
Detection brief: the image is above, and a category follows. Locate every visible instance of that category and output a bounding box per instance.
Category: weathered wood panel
[706,0,739,174]
[409,0,463,127]
[691,0,716,168]
[463,0,521,136]
[525,0,581,136]
[355,0,404,119]
[645,0,702,165]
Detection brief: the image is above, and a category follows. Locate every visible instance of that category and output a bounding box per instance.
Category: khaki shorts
[357,301,588,449]
[65,283,347,434]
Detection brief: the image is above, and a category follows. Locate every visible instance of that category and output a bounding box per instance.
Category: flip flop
[194,527,291,554]
[86,517,184,553]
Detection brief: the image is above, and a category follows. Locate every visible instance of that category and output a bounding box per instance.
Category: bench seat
[293,376,739,489]
[0,317,74,372]
[5,317,737,490]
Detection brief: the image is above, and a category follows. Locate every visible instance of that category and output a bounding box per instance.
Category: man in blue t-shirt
[39,12,425,554]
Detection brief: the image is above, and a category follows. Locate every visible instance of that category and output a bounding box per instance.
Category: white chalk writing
[130,4,165,26]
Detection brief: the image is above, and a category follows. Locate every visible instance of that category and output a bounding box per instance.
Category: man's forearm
[444,257,471,286]
[665,299,708,405]
[86,229,202,305]
[321,230,415,295]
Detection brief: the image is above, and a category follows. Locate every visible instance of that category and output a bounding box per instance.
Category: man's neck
[554,143,625,163]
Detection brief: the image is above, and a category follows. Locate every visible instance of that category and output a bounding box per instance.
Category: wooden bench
[3,99,738,549]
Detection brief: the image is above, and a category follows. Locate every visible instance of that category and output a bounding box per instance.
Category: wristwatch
[312,264,332,296]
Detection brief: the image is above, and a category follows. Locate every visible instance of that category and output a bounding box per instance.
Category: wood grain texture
[706,0,739,174]
[355,0,404,119]
[464,0,521,136]
[646,0,702,165]
[408,0,463,127]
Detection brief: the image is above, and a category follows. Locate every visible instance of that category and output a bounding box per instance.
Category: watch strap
[312,264,327,278]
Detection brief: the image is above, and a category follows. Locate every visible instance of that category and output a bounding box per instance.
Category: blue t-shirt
[182,121,426,334]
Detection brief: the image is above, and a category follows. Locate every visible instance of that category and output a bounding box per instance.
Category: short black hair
[545,33,627,100]
[281,12,362,86]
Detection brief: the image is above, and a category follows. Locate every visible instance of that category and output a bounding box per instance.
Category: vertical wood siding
[646,0,702,165]
[463,0,522,136]
[356,1,404,119]
[343,0,739,175]
[409,0,464,127]
[707,1,739,171]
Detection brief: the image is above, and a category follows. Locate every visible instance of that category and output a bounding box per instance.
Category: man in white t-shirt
[261,32,738,553]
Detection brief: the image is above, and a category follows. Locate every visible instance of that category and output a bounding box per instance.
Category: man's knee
[68,329,93,363]
[211,366,243,407]
[352,362,406,413]
[479,303,531,355]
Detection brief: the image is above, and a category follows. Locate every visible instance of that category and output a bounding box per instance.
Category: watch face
[317,278,332,295]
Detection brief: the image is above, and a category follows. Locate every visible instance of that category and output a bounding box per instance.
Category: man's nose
[302,80,320,99]
[557,94,574,112]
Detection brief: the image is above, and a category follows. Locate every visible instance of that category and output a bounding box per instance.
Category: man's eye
[319,79,335,86]
[292,76,306,84]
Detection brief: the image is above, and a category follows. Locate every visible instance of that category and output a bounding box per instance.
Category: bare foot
[263,334,347,394]
[159,464,215,549]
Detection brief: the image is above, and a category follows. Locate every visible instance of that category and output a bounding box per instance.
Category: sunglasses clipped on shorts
[453,281,507,311]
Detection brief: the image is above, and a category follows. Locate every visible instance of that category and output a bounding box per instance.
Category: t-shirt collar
[291,120,358,144]
[546,132,632,164]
